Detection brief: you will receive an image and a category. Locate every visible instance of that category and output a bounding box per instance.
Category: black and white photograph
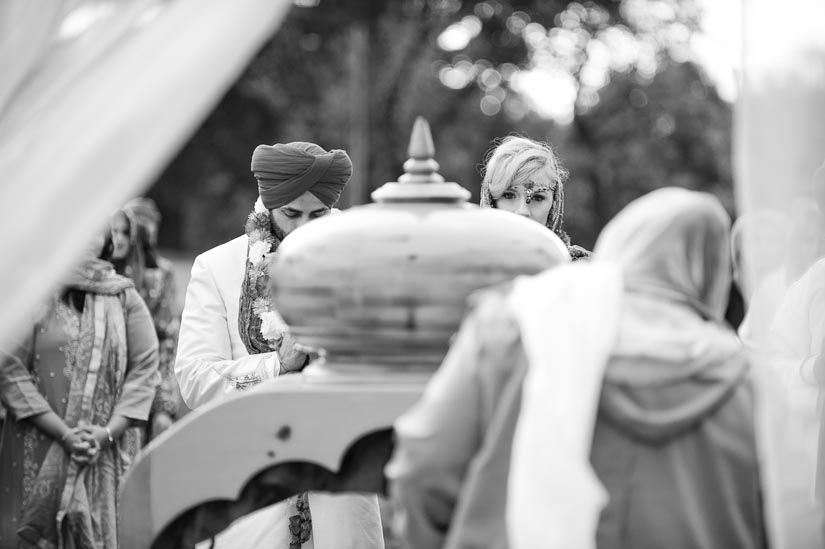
[0,0,823,547]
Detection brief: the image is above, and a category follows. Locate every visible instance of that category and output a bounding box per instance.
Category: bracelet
[104,426,114,446]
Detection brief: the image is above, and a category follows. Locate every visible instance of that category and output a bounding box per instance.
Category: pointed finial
[408,117,435,159]
[370,116,471,203]
[399,117,444,184]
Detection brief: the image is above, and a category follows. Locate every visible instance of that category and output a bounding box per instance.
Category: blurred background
[3,2,824,545]
[147,0,736,260]
[4,0,822,342]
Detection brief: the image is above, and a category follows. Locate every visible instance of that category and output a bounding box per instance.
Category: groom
[176,141,352,408]
[175,141,384,548]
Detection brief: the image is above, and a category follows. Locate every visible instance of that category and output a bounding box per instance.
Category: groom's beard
[270,218,288,242]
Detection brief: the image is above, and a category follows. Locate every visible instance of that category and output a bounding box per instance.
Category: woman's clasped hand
[60,422,111,464]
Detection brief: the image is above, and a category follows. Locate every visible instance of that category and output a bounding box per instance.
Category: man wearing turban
[176,141,351,406]
[175,142,383,548]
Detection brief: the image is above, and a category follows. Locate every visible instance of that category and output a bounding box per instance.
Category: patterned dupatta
[17,260,134,549]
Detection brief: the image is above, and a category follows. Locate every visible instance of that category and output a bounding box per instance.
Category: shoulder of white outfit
[182,236,249,315]
[192,235,249,285]
[196,235,249,267]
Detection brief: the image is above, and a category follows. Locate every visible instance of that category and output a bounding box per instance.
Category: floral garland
[288,493,312,548]
[239,198,290,353]
[241,199,313,548]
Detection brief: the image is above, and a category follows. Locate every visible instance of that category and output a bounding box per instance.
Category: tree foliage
[147,0,730,252]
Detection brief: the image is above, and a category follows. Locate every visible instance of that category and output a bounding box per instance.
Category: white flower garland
[247,198,289,347]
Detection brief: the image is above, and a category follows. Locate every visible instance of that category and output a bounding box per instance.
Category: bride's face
[494,169,555,226]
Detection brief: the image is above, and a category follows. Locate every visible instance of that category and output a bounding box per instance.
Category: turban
[251,142,352,210]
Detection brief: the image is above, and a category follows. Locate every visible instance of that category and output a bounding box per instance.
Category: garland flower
[239,198,289,354]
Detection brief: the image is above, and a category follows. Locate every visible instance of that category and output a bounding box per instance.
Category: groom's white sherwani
[176,234,384,549]
[175,235,281,409]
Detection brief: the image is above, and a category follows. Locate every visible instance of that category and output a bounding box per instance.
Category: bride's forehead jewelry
[521,180,553,204]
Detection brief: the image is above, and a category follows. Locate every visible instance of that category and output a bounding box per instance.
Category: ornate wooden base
[119,373,425,548]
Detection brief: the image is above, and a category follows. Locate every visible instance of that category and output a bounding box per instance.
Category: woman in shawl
[577,188,764,549]
[0,231,159,548]
[111,201,183,438]
[387,188,764,549]
[480,136,590,260]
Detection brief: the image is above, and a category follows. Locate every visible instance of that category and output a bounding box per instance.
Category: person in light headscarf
[388,187,766,549]
[576,187,764,549]
[480,136,590,260]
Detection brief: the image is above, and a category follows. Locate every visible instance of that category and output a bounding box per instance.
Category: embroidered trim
[21,429,42,508]
[54,297,81,379]
[288,492,312,548]
[232,373,263,390]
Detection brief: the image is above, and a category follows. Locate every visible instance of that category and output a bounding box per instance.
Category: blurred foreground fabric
[0,0,291,345]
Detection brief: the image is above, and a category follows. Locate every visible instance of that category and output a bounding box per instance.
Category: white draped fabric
[506,262,620,549]
[0,0,292,345]
[737,0,825,547]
